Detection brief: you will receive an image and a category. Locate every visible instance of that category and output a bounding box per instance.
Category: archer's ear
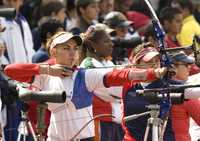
[50,48,57,57]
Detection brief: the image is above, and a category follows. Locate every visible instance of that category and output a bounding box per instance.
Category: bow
[70,114,113,140]
[144,0,171,68]
[143,1,200,118]
[144,0,173,118]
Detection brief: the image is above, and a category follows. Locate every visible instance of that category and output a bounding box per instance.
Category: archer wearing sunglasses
[170,52,200,141]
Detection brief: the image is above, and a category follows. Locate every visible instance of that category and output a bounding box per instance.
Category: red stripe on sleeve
[4,63,40,83]
[104,68,156,87]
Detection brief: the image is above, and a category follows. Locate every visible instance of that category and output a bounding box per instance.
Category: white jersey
[187,73,200,141]
[32,68,121,141]
[0,16,35,64]
[80,57,123,123]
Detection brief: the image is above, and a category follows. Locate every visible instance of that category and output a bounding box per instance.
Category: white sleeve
[0,18,6,43]
[93,87,122,103]
[85,68,122,97]
[85,68,110,92]
[184,88,200,99]
[31,74,48,90]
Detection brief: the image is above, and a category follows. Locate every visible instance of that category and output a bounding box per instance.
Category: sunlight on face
[174,62,190,81]
[55,39,79,67]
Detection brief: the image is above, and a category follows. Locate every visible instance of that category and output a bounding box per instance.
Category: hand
[50,64,73,78]
[0,25,6,32]
[39,64,73,78]
[154,67,168,79]
[168,65,176,77]
[154,67,177,79]
[0,43,6,56]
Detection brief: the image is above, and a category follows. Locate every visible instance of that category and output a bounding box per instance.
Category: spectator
[192,0,200,23]
[65,0,78,31]
[32,18,64,63]
[157,0,172,13]
[103,11,134,65]
[143,23,158,47]
[0,0,35,64]
[98,0,114,23]
[80,24,124,141]
[172,0,200,46]
[41,1,66,24]
[0,0,35,140]
[126,11,150,36]
[70,0,99,34]
[159,7,183,48]
[32,0,66,51]
[114,0,133,14]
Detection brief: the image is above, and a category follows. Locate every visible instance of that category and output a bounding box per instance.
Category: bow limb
[143,0,172,119]
[70,114,113,141]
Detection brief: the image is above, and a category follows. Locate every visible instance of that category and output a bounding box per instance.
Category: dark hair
[67,0,76,12]
[143,23,157,42]
[39,18,64,43]
[75,0,97,15]
[80,25,110,61]
[159,6,182,24]
[42,1,65,16]
[82,26,107,52]
[175,0,194,14]
[66,0,75,19]
[76,4,88,16]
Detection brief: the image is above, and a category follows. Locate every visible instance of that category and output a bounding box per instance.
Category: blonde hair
[129,42,156,63]
[46,31,67,56]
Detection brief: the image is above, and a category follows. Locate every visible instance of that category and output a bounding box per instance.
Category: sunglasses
[174,63,190,67]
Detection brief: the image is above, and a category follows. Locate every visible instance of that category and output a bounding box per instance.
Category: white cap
[50,32,82,50]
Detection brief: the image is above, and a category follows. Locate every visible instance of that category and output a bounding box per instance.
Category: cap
[170,52,194,64]
[103,11,133,28]
[133,47,159,63]
[90,23,116,35]
[126,11,150,30]
[75,0,99,7]
[50,32,82,50]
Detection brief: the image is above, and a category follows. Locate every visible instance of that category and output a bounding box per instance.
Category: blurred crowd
[0,0,199,141]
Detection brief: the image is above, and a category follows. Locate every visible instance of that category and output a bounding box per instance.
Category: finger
[54,73,66,78]
[169,69,176,77]
[159,67,167,76]
[62,71,73,77]
[62,67,74,72]
[0,26,6,32]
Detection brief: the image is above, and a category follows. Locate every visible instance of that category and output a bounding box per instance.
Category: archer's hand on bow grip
[168,65,177,78]
[154,67,168,79]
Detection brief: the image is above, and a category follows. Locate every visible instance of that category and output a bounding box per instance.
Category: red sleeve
[183,99,200,125]
[104,68,156,87]
[4,59,56,83]
[4,63,40,83]
[189,64,200,75]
